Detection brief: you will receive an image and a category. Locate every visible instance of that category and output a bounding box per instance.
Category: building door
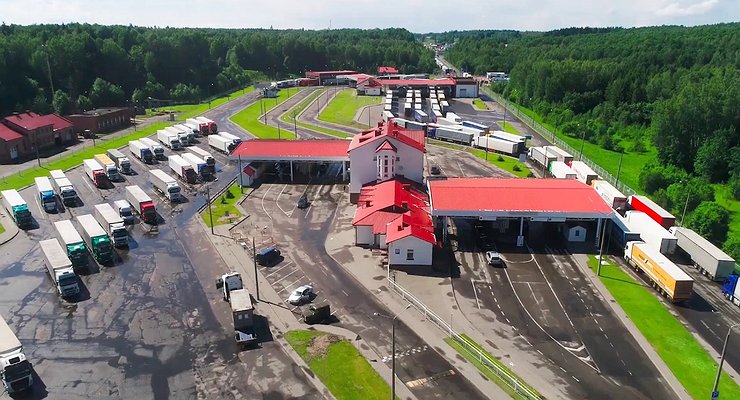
[10,146,18,160]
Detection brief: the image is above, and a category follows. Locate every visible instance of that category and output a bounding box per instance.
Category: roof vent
[401,201,408,209]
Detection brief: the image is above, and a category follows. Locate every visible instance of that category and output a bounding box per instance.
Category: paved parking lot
[0,129,320,399]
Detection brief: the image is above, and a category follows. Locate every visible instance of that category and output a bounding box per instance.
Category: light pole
[206,186,214,235]
[374,304,412,400]
[681,185,692,227]
[41,43,54,95]
[711,322,740,400]
[578,127,586,161]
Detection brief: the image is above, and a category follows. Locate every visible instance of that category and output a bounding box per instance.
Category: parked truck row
[624,241,693,303]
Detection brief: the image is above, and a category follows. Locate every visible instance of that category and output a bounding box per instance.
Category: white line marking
[260,184,273,220]
[282,278,303,292]
[274,269,298,284]
[275,184,290,216]
[341,289,349,297]
[265,262,292,279]
[33,195,45,218]
[456,160,466,177]
[472,280,481,309]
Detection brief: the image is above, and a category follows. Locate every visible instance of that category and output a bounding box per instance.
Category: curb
[0,215,20,247]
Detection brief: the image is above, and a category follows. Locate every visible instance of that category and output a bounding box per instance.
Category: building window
[574,230,580,237]
[384,159,388,166]
[384,167,388,173]
[395,248,400,255]
[406,249,414,260]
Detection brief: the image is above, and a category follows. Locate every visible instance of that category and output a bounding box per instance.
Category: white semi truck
[128,140,154,164]
[149,169,181,202]
[49,169,78,206]
[106,149,132,175]
[1,189,32,228]
[93,203,128,248]
[168,154,197,184]
[0,315,33,393]
[34,176,57,212]
[140,137,165,160]
[40,238,80,298]
[209,134,233,153]
[114,199,135,225]
[157,129,181,150]
[165,126,191,147]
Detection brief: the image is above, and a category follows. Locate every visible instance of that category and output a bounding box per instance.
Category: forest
[0,24,436,116]
[442,24,740,258]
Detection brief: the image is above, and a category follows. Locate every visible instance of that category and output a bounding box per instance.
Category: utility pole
[42,44,54,95]
[293,110,297,134]
[597,218,608,276]
[252,237,260,301]
[206,186,214,234]
[238,155,244,193]
[680,186,692,226]
[579,129,586,161]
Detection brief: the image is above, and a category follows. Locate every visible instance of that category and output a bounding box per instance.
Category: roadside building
[65,107,133,135]
[356,77,382,96]
[378,66,399,75]
[2,111,75,157]
[347,121,426,203]
[305,70,358,86]
[0,124,26,163]
[452,77,479,98]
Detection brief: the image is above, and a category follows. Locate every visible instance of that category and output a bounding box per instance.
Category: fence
[488,90,637,196]
[387,270,542,400]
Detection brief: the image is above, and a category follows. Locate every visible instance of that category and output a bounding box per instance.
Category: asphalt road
[448,220,677,400]
[238,180,488,400]
[0,95,322,399]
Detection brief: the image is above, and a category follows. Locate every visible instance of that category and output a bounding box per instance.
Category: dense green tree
[665,179,714,218]
[76,94,92,111]
[724,236,740,261]
[89,78,125,107]
[52,90,72,115]
[685,202,730,245]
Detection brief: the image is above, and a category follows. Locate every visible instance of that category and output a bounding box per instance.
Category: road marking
[260,184,273,220]
[33,195,45,218]
[274,269,298,284]
[265,262,293,279]
[275,184,290,216]
[381,345,429,363]
[341,289,349,297]
[405,369,456,388]
[282,278,303,292]
[472,280,481,309]
[456,160,466,177]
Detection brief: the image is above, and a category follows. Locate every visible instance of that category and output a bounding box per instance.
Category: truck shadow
[10,368,49,399]
[69,279,92,303]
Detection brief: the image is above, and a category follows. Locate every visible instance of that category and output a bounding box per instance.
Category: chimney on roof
[365,201,371,207]
[377,121,383,128]
[401,201,408,209]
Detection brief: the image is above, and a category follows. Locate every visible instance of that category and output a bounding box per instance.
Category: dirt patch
[307,333,341,359]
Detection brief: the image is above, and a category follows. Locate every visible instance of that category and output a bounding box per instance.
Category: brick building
[0,124,26,163]
[66,107,133,135]
[0,112,75,163]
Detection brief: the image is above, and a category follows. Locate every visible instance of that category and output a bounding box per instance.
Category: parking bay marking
[264,261,293,279]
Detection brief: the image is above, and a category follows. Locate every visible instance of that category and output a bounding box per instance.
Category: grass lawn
[201,182,244,227]
[318,89,381,129]
[230,89,302,139]
[472,98,488,110]
[149,86,255,120]
[445,335,540,399]
[428,139,531,178]
[587,256,740,400]
[0,222,4,234]
[285,330,391,400]
[498,121,520,135]
[279,89,352,138]
[714,184,740,250]
[0,88,253,192]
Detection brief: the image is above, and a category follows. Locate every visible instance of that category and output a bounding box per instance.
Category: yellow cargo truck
[624,241,693,303]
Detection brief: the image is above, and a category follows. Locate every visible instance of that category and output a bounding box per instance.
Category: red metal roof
[376,78,455,87]
[306,70,358,77]
[3,112,53,131]
[230,139,350,159]
[386,214,436,245]
[0,124,23,141]
[36,114,73,132]
[352,179,432,237]
[378,66,399,74]
[429,178,615,215]
[354,211,403,234]
[348,121,426,154]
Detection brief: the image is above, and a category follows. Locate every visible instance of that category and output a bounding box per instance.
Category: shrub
[513,164,522,172]
[497,155,504,162]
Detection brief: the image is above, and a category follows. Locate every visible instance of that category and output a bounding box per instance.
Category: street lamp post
[681,186,692,227]
[711,322,740,399]
[374,304,412,400]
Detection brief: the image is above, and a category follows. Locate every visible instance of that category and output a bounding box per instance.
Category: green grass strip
[279,89,352,138]
[318,89,381,129]
[428,139,531,178]
[285,330,392,400]
[230,88,303,139]
[498,121,520,135]
[587,256,740,400]
[472,98,488,110]
[0,222,5,234]
[445,335,540,399]
[201,181,244,227]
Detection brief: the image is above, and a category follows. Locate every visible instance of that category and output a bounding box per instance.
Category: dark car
[302,304,331,325]
[297,193,309,209]
[430,165,441,175]
[256,246,281,266]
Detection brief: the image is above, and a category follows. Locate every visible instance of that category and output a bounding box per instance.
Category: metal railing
[488,90,637,196]
[387,270,542,400]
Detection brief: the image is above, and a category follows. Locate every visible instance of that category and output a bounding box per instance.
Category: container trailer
[624,241,693,302]
[435,127,474,145]
[75,214,114,265]
[125,185,157,224]
[1,189,32,228]
[625,211,678,255]
[669,226,735,281]
[128,140,154,164]
[157,129,181,150]
[490,130,526,153]
[106,149,131,175]
[628,195,676,230]
[549,161,577,179]
[93,203,128,248]
[413,109,428,123]
[462,120,489,134]
[83,159,108,188]
[446,112,462,123]
[592,180,627,211]
[543,146,573,163]
[473,135,518,155]
[197,116,218,134]
[528,146,558,168]
[181,153,212,180]
[209,134,233,153]
[186,118,209,136]
[34,176,57,212]
[186,146,216,175]
[0,316,33,393]
[722,275,740,307]
[53,219,88,269]
[40,239,80,298]
[168,154,197,184]
[218,132,242,148]
[570,161,599,185]
[49,170,78,206]
[610,213,642,247]
[93,153,120,181]
[114,199,135,225]
[149,169,181,202]
[140,137,165,160]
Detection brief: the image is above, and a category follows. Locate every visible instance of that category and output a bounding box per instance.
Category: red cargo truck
[628,195,676,229]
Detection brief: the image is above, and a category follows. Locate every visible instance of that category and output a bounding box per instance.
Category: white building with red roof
[347,121,426,203]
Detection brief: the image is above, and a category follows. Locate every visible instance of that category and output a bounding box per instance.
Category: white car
[288,285,314,305]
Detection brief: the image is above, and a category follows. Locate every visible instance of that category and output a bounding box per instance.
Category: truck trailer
[669,226,735,281]
[0,315,33,393]
[435,127,474,145]
[114,199,135,225]
[128,140,154,164]
[34,176,57,212]
[83,158,108,188]
[528,146,557,168]
[722,275,740,307]
[93,153,120,181]
[149,169,181,202]
[473,135,518,155]
[1,190,32,228]
[625,211,678,255]
[75,214,114,265]
[628,195,675,230]
[186,118,209,136]
[53,219,88,269]
[549,161,577,179]
[157,129,181,150]
[40,239,80,298]
[218,132,242,148]
[125,185,157,224]
[168,155,197,184]
[197,116,218,134]
[610,213,642,247]
[106,149,132,174]
[140,137,165,160]
[592,180,627,211]
[209,135,233,153]
[570,161,599,185]
[50,170,78,206]
[93,203,128,248]
[182,153,212,180]
[544,146,573,164]
[624,241,693,302]
[186,146,216,175]
[215,273,257,347]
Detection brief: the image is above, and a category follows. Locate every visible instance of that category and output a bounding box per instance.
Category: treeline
[0,24,435,115]
[444,24,739,257]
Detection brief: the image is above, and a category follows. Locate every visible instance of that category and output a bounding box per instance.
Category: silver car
[486,251,503,266]
[288,285,314,305]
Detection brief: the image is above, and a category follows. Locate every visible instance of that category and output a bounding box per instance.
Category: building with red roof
[66,107,132,135]
[356,77,382,96]
[348,121,426,202]
[0,124,26,163]
[378,66,399,75]
[352,179,435,266]
[305,70,358,85]
[1,111,76,163]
